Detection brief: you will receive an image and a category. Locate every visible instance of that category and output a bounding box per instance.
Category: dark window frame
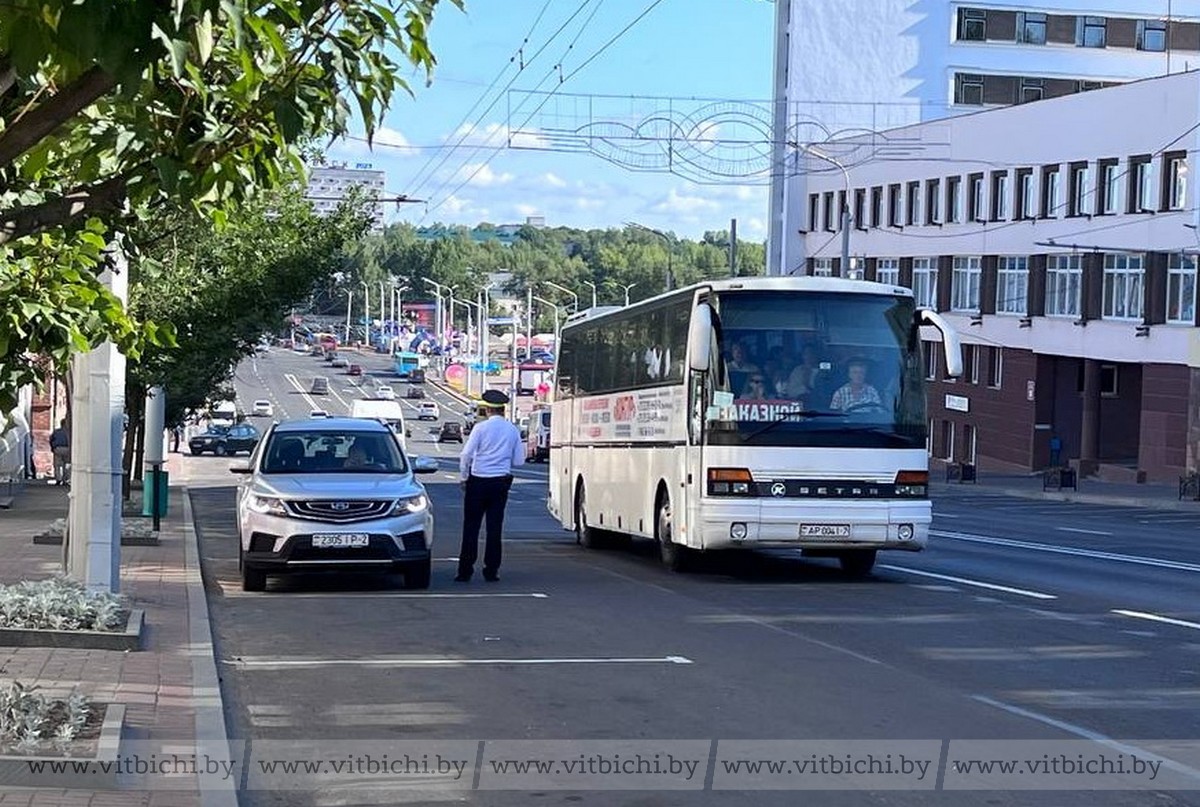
[1019,77,1044,104]
[946,176,962,223]
[968,173,985,222]
[925,178,941,225]
[808,193,820,232]
[954,73,985,106]
[1041,164,1061,219]
[958,8,987,41]
[853,188,867,230]
[1128,154,1153,213]
[822,191,835,231]
[906,181,921,226]
[1018,11,1047,44]
[1067,161,1090,218]
[870,186,883,228]
[1015,168,1035,220]
[1078,15,1107,48]
[1138,19,1167,52]
[888,184,903,227]
[990,170,1009,222]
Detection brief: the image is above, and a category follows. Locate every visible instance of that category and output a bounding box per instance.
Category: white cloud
[651,188,720,215]
[743,217,768,236]
[451,122,506,146]
[541,172,567,188]
[452,163,514,187]
[329,125,412,158]
[575,197,606,211]
[515,203,540,217]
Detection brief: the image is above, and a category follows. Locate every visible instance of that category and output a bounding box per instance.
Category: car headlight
[392,494,429,515]
[247,495,287,516]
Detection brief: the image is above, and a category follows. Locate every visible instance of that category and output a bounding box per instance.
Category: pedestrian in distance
[170,424,183,453]
[48,419,70,486]
[456,390,523,583]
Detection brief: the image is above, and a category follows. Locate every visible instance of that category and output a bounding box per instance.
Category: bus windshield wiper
[743,409,846,441]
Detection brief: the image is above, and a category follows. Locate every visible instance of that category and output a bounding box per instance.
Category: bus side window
[664,300,689,383]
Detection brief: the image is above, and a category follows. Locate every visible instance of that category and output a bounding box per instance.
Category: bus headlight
[708,468,754,496]
[897,524,914,541]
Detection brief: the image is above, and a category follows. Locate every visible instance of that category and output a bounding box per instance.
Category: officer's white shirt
[460,415,524,479]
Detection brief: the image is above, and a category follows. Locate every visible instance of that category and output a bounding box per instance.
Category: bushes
[0,578,124,632]
[0,682,92,752]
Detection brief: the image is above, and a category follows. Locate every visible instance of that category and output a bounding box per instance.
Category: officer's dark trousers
[458,474,514,577]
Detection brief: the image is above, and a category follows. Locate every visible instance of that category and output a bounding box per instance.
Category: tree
[0,0,460,414]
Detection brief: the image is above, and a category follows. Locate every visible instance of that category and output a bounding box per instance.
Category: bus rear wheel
[656,492,688,572]
[839,550,877,578]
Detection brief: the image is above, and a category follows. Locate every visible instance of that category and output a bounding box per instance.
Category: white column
[67,245,127,593]
[766,0,792,276]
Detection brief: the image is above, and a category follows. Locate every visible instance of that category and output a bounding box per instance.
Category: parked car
[406,386,425,399]
[437,421,463,443]
[309,409,329,418]
[526,409,551,463]
[331,357,349,369]
[417,402,440,421]
[375,385,396,400]
[189,423,260,456]
[311,376,329,395]
[348,364,363,376]
[232,417,439,591]
[252,400,274,417]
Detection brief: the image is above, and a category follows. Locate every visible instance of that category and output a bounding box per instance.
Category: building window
[1041,165,1061,218]
[987,347,1003,389]
[1168,253,1197,325]
[1046,254,1082,318]
[996,256,1029,315]
[1078,16,1106,48]
[813,258,835,277]
[906,181,921,226]
[1138,19,1167,52]
[1018,12,1047,44]
[1130,155,1153,213]
[951,256,982,312]
[1077,80,1105,93]
[965,344,981,385]
[888,184,902,227]
[1019,77,1044,104]
[955,73,985,106]
[941,420,955,461]
[1164,153,1187,211]
[823,191,835,231]
[946,176,962,223]
[853,188,866,229]
[1099,160,1120,215]
[870,187,883,228]
[876,258,900,286]
[912,258,938,308]
[958,8,987,41]
[837,190,847,230]
[1017,169,1035,219]
[1102,253,1145,321]
[969,173,984,221]
[923,341,937,381]
[926,179,941,225]
[990,171,1009,221]
[1068,162,1090,218]
[808,194,819,232]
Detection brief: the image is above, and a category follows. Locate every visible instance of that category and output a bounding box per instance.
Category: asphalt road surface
[180,348,1200,806]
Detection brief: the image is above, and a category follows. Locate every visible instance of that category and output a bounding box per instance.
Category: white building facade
[792,71,1200,481]
[770,0,1200,273]
[308,164,386,233]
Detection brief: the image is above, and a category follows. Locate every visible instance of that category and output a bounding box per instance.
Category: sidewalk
[931,469,1200,512]
[0,462,235,805]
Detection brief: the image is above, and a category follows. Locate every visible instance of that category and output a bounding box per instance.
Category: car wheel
[215,443,228,457]
[241,564,266,592]
[403,558,431,589]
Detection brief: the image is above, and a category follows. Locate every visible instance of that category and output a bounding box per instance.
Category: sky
[325,0,778,240]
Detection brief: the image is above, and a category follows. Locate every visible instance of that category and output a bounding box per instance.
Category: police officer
[456,390,524,582]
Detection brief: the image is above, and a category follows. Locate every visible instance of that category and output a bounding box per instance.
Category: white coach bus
[547,276,962,576]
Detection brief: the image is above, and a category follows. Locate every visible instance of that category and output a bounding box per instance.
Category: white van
[525,408,551,463]
[350,399,410,450]
[210,400,238,427]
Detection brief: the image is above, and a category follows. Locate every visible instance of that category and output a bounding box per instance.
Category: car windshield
[260,430,408,474]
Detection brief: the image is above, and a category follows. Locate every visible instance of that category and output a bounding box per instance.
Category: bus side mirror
[918,308,964,377]
[687,304,714,373]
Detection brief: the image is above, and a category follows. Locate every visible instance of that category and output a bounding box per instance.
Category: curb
[0,609,143,651]
[182,489,240,807]
[934,483,1199,512]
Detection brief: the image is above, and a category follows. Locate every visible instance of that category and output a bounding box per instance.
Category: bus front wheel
[839,550,877,578]
[575,484,602,549]
[656,492,688,572]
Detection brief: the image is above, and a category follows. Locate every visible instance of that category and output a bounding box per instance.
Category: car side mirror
[412,456,439,475]
[229,465,252,475]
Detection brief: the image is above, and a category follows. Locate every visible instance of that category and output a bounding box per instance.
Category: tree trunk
[132,417,145,483]
[121,389,143,500]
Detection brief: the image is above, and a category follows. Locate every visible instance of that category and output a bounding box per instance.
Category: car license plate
[311,533,370,548]
[800,524,851,539]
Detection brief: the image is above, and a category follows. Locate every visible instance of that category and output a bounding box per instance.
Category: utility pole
[67,241,127,592]
[533,295,562,354]
[583,280,597,310]
[344,289,353,344]
[526,286,534,360]
[729,218,738,277]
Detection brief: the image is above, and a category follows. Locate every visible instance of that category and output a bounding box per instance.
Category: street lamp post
[545,281,580,314]
[620,282,637,307]
[455,298,481,398]
[394,285,409,354]
[626,222,674,292]
[583,280,598,309]
[359,281,370,345]
[344,289,353,344]
[792,142,853,276]
[423,278,447,352]
[533,295,563,352]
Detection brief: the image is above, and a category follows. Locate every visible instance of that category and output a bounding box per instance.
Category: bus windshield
[706,290,925,449]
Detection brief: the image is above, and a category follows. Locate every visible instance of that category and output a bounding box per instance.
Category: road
[179,348,1200,805]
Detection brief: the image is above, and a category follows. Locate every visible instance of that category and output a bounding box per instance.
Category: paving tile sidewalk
[0,471,235,807]
[931,468,1200,512]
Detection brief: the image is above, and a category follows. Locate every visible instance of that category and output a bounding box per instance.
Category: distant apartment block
[308,163,386,233]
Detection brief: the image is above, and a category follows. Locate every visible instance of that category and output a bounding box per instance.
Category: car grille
[286,500,393,523]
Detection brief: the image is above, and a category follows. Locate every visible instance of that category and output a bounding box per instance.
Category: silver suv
[233,417,438,592]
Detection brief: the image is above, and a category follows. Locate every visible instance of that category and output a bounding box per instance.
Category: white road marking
[224,655,694,669]
[932,529,1200,574]
[1055,526,1113,536]
[972,695,1200,785]
[879,565,1057,600]
[1112,609,1200,631]
[283,373,322,413]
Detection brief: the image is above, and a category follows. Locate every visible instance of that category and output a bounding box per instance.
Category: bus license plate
[800,524,851,539]
[312,534,370,548]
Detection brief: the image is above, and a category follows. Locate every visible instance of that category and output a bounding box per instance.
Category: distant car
[348,364,363,376]
[324,352,337,363]
[311,345,324,356]
[408,368,426,384]
[309,409,329,418]
[406,386,425,399]
[311,376,329,395]
[375,386,396,400]
[252,400,274,417]
[437,421,463,443]
[331,357,349,369]
[254,343,269,353]
[417,402,440,421]
[189,423,260,456]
